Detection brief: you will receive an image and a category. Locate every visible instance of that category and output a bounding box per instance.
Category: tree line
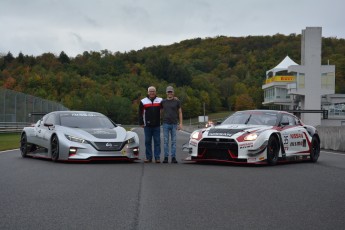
[1,34,345,124]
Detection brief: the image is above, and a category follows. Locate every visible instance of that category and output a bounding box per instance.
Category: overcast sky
[1,0,344,57]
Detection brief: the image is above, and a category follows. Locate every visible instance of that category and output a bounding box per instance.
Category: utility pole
[203,102,206,124]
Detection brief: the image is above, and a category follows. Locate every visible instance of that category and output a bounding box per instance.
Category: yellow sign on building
[265,76,295,84]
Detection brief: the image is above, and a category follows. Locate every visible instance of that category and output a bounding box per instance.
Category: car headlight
[65,135,87,143]
[244,133,258,141]
[127,137,135,144]
[191,130,202,140]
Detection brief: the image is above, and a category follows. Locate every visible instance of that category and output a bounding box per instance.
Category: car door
[39,114,56,149]
[26,118,43,147]
[279,114,308,156]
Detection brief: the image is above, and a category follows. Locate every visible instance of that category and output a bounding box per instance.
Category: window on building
[321,72,335,89]
[298,73,305,88]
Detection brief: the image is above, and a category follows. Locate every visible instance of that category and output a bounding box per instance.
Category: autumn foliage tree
[234,94,256,111]
[1,34,344,123]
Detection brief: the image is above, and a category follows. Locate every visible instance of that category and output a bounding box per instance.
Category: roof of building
[266,56,299,77]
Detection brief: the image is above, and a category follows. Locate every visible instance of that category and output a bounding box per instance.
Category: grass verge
[0,133,21,151]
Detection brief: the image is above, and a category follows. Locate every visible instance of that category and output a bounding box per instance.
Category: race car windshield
[60,114,116,129]
[222,112,278,126]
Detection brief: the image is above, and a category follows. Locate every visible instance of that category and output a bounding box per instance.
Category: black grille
[93,142,125,151]
[198,138,238,160]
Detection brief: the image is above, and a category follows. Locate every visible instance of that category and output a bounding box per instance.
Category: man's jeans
[163,123,177,158]
[144,126,161,160]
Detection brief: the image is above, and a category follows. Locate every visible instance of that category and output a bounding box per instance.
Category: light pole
[203,102,206,124]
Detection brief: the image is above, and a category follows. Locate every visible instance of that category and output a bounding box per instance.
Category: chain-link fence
[0,88,68,123]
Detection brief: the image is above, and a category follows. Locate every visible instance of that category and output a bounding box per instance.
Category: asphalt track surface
[1,128,345,230]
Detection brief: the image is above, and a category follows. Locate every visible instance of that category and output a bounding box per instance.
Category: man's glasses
[167,91,173,93]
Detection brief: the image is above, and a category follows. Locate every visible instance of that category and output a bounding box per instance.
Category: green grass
[0,133,21,151]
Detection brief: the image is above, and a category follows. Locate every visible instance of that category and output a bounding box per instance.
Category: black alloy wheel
[51,135,60,162]
[20,133,28,158]
[267,135,279,166]
[310,136,320,162]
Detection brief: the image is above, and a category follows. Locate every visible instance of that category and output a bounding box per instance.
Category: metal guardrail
[0,122,31,133]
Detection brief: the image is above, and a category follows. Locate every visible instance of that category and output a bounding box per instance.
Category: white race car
[184,110,320,165]
[20,111,139,162]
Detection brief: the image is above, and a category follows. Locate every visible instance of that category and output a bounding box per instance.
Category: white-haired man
[138,86,162,163]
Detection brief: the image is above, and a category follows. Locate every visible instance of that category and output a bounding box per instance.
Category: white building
[262,27,345,126]
[262,55,299,109]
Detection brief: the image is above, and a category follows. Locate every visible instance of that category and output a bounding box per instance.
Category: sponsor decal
[208,132,233,137]
[290,141,304,147]
[208,128,245,137]
[239,142,254,149]
[92,130,114,135]
[265,76,295,83]
[290,133,303,139]
[71,113,97,117]
[283,135,289,145]
[247,157,257,163]
[280,76,294,81]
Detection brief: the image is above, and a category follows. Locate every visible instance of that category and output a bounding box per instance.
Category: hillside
[1,34,345,124]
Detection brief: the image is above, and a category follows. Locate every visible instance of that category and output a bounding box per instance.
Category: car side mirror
[44,123,54,130]
[280,121,289,126]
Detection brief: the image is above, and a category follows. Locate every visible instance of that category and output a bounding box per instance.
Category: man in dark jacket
[138,86,162,163]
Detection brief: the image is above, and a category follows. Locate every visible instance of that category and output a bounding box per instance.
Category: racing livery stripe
[236,129,259,142]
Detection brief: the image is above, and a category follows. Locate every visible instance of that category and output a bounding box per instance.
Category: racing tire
[310,136,320,163]
[20,133,29,158]
[51,135,60,162]
[20,133,37,157]
[267,135,279,166]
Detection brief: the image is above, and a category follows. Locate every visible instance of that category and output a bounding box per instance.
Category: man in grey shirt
[161,86,183,163]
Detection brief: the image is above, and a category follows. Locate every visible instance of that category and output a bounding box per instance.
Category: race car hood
[59,126,129,141]
[84,128,119,139]
[205,124,270,138]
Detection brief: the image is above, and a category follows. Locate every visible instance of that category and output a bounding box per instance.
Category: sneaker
[155,159,161,163]
[144,159,152,163]
[171,157,178,163]
[163,157,168,163]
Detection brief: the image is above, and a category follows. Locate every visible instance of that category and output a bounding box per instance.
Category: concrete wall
[321,119,345,126]
[317,126,345,152]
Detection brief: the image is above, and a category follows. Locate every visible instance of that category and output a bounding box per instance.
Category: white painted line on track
[0,149,19,153]
[321,150,345,155]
